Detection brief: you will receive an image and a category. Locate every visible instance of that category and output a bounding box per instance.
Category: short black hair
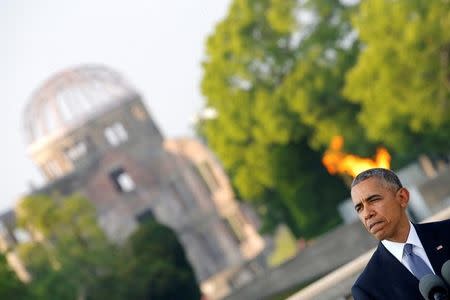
[351,168,403,191]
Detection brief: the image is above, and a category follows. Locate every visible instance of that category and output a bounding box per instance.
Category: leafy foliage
[344,0,450,155]
[16,194,118,300]
[200,0,450,238]
[0,254,30,300]
[200,0,359,237]
[118,219,201,300]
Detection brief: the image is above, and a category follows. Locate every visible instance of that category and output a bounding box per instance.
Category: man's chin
[368,229,385,240]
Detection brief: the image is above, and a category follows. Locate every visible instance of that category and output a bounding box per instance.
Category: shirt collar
[381,222,424,261]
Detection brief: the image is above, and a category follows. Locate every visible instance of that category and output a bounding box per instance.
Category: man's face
[351,177,409,242]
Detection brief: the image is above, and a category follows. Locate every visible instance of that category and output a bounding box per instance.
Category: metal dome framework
[24,65,137,145]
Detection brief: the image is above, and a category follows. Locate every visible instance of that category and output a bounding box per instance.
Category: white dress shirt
[381,222,435,275]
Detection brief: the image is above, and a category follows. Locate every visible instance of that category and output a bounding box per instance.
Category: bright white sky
[0,0,230,213]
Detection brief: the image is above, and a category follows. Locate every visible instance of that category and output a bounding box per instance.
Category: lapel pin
[436,245,444,251]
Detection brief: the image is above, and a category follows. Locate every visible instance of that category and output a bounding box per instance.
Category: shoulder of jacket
[355,247,382,284]
[416,218,450,229]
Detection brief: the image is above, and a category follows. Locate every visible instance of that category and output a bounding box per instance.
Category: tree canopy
[344,0,450,155]
[200,0,450,238]
[16,194,117,300]
[117,219,201,300]
[200,0,361,237]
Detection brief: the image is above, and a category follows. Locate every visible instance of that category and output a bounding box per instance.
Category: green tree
[278,0,366,152]
[200,0,362,237]
[0,254,30,299]
[117,220,201,300]
[344,0,450,156]
[16,194,119,300]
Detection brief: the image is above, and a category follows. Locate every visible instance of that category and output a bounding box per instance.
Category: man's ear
[397,187,409,208]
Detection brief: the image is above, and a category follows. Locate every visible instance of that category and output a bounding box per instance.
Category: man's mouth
[369,221,384,232]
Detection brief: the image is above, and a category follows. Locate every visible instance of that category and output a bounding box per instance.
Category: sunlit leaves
[344,0,450,153]
[15,194,116,300]
[200,0,353,237]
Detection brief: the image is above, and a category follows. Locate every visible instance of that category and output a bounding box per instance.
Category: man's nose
[362,206,374,220]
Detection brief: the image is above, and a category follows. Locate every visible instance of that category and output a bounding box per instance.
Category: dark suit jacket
[352,219,450,299]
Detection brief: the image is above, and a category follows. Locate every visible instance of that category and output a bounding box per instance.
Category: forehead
[350,177,385,203]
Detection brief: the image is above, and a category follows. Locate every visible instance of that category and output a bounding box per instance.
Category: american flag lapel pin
[436,245,444,251]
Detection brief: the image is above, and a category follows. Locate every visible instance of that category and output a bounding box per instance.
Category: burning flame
[322,136,391,178]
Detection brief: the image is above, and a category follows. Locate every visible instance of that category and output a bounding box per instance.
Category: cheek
[375,203,390,219]
[382,208,397,226]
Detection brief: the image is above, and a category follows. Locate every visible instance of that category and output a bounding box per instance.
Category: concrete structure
[1,65,264,299]
[224,221,377,300]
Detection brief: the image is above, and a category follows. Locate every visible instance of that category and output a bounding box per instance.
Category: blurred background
[1,0,450,299]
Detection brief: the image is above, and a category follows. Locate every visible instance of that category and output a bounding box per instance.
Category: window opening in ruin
[136,209,154,224]
[109,167,136,192]
[104,122,128,146]
[65,141,87,161]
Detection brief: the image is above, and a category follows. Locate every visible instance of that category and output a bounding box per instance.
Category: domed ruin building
[9,65,265,298]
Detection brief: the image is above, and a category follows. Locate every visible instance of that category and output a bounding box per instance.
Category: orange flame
[322,136,391,178]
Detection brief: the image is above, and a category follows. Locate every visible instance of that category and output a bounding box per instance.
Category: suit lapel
[378,243,418,286]
[414,223,449,277]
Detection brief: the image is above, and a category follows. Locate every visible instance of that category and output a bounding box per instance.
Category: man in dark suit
[351,168,450,299]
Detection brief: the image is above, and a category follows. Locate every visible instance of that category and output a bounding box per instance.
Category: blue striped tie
[404,243,433,279]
